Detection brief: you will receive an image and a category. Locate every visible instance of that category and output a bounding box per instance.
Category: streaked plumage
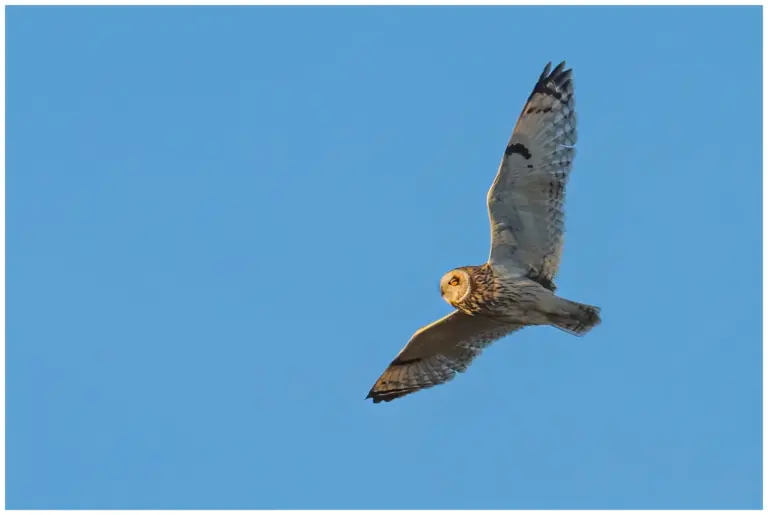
[367,61,601,404]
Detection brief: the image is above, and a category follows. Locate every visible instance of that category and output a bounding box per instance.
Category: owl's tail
[549,297,601,336]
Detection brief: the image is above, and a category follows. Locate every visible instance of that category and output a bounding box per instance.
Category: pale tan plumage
[366,61,601,404]
[366,311,522,403]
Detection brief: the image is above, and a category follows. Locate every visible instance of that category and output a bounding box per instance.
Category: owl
[366,61,601,404]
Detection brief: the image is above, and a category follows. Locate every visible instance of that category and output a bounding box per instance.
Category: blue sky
[6,5,762,510]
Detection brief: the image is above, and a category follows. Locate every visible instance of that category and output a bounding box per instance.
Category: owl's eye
[449,277,460,286]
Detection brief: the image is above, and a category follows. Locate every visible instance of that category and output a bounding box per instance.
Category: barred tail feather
[550,298,601,336]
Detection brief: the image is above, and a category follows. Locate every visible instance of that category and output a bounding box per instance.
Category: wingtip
[540,60,572,84]
[540,61,553,80]
[551,61,566,76]
[366,386,405,404]
[535,60,573,92]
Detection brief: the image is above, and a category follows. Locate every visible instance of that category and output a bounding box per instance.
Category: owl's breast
[467,276,548,323]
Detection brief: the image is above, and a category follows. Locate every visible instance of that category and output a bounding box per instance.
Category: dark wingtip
[366,387,409,404]
[526,60,573,103]
[544,61,571,81]
[365,388,386,403]
[540,61,553,80]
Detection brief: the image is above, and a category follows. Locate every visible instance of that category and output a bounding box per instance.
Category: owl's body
[446,264,545,322]
[448,264,599,331]
[366,61,601,404]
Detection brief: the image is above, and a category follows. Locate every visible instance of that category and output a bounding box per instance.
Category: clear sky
[6,5,762,510]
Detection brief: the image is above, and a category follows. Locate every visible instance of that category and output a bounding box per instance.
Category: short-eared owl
[366,61,601,404]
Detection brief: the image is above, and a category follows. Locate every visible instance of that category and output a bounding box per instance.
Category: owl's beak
[440,284,445,296]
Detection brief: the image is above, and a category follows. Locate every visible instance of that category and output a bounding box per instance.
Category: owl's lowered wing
[366,311,522,403]
[486,61,577,290]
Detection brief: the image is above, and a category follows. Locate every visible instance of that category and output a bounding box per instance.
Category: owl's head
[440,268,472,307]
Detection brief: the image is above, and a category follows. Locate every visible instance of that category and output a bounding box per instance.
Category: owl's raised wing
[486,61,577,290]
[366,311,522,403]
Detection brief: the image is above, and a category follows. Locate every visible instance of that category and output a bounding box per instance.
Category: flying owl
[366,61,601,404]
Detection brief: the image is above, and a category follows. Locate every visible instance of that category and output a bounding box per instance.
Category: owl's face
[440,269,472,307]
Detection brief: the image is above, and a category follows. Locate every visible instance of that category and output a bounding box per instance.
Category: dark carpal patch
[525,106,553,115]
[505,142,532,160]
[391,357,420,366]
